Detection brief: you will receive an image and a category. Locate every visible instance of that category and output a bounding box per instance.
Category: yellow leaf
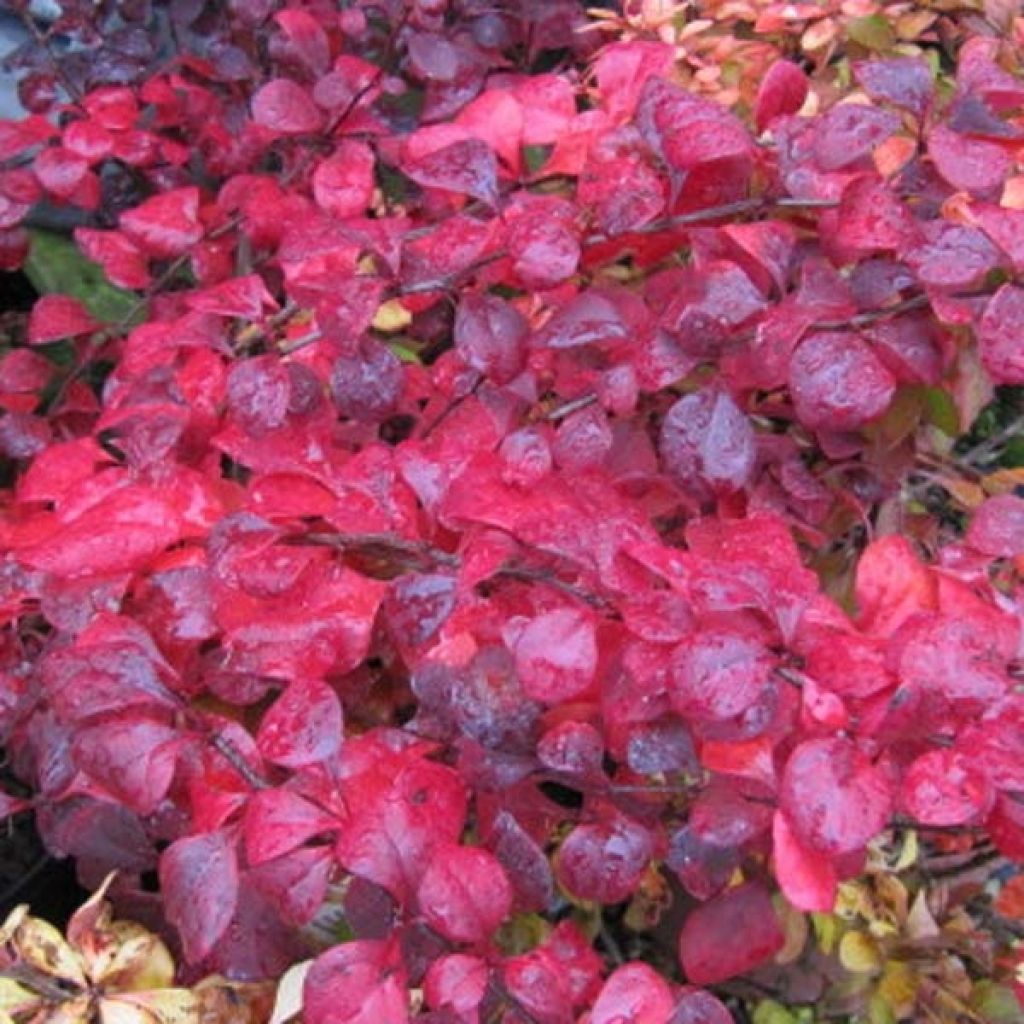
[812,912,840,956]
[873,135,916,178]
[773,899,809,965]
[269,961,313,1024]
[877,961,917,1017]
[68,872,117,950]
[100,929,176,992]
[14,916,87,987]
[371,299,412,333]
[867,992,896,1024]
[892,830,918,872]
[195,977,276,1024]
[983,467,1024,496]
[0,977,43,1015]
[43,995,94,1024]
[906,888,940,941]
[1002,175,1024,210]
[100,990,199,1024]
[0,905,29,944]
[839,930,882,974]
[895,10,937,39]
[801,17,837,51]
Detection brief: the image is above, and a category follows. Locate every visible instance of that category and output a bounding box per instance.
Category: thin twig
[16,9,82,104]
[209,732,270,791]
[812,292,931,330]
[301,531,461,569]
[585,195,839,245]
[544,393,598,422]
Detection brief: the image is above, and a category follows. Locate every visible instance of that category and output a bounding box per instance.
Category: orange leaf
[995,874,1024,919]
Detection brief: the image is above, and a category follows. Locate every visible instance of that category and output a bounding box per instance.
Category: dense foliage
[1,1,1023,1021]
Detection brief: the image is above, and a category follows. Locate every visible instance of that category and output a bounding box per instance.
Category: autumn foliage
[1,1,1023,1021]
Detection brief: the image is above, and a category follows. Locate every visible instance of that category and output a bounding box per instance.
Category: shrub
[0,1,1022,1021]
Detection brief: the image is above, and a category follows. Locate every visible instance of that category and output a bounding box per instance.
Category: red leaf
[273,9,330,75]
[903,220,1000,290]
[637,77,753,175]
[330,341,403,423]
[185,274,277,320]
[335,751,468,901]
[506,197,580,289]
[670,630,773,721]
[588,962,674,1024]
[967,495,1024,557]
[248,846,332,925]
[789,331,897,430]
[403,138,499,207]
[781,738,893,856]
[312,140,375,219]
[671,989,734,1024]
[853,58,933,118]
[120,187,203,259]
[678,882,784,985]
[304,940,409,1024]
[754,61,809,134]
[486,810,555,913]
[855,534,936,635]
[424,954,489,1018]
[971,203,1024,273]
[773,810,838,912]
[812,104,900,171]
[928,124,1010,193]
[216,564,385,680]
[16,485,182,577]
[256,678,343,768]
[252,78,324,135]
[556,813,652,904]
[514,608,597,704]
[455,89,524,173]
[836,175,917,253]
[978,284,1024,385]
[593,41,675,123]
[243,788,337,865]
[159,830,239,964]
[503,949,574,1024]
[72,717,179,815]
[33,146,90,199]
[74,228,151,289]
[27,294,99,345]
[902,749,994,826]
[659,388,756,494]
[454,293,528,385]
[417,843,512,944]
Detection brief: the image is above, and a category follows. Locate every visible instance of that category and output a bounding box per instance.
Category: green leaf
[387,341,422,365]
[969,981,1023,1024]
[847,14,894,51]
[921,386,959,436]
[523,145,551,175]
[25,231,140,326]
[752,1000,798,1024]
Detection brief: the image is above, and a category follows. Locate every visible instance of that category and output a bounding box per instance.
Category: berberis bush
[0,1,1023,1021]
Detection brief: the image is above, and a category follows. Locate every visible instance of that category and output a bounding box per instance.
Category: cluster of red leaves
[1,1,1024,1021]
